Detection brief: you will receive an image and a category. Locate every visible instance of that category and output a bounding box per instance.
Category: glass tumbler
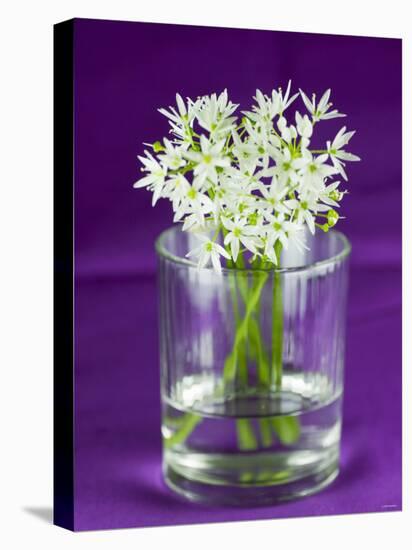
[156,226,350,506]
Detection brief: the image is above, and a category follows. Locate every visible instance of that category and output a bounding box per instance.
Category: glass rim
[155,225,351,274]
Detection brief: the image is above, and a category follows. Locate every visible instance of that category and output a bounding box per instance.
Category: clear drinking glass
[156,226,351,505]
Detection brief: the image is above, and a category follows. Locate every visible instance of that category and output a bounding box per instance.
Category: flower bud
[277,116,287,132]
[327,209,339,227]
[329,189,343,202]
[153,141,164,152]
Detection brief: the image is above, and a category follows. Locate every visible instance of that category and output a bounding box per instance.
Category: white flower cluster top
[134,82,359,272]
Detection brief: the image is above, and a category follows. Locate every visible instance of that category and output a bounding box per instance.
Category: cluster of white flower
[134,82,360,272]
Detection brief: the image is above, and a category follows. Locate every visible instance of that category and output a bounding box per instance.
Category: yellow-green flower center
[187,188,197,200]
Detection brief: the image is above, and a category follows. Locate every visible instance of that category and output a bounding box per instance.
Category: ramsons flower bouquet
[135,83,358,267]
[134,83,359,503]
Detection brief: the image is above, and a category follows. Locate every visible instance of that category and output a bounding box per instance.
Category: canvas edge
[53,18,75,532]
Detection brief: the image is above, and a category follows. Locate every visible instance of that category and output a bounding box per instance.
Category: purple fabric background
[73,18,402,531]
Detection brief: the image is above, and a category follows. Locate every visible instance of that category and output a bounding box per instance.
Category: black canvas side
[53,18,75,531]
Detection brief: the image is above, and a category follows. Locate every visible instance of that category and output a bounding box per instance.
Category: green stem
[258,417,274,448]
[236,419,258,450]
[224,258,270,453]
[249,316,270,388]
[251,259,272,388]
[225,256,272,452]
[271,416,301,445]
[272,241,283,390]
[223,247,255,449]
[223,235,248,387]
[234,253,253,387]
[223,271,269,383]
[163,413,202,449]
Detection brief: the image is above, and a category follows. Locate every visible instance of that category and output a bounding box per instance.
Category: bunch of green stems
[165,238,300,451]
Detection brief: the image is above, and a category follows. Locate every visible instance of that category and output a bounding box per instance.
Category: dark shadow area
[22,506,53,524]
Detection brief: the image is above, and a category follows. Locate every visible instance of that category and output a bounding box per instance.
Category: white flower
[317,181,342,208]
[158,93,187,126]
[277,116,297,143]
[285,193,329,234]
[295,111,313,139]
[231,129,260,173]
[273,80,299,115]
[173,185,215,227]
[181,208,213,231]
[222,216,261,262]
[299,88,346,122]
[133,151,167,205]
[271,148,301,186]
[195,90,238,138]
[164,173,191,210]
[186,235,231,273]
[158,139,187,170]
[327,126,361,181]
[257,175,290,216]
[264,214,306,261]
[295,152,338,192]
[242,119,273,168]
[185,135,230,188]
[243,89,281,128]
[284,219,308,252]
[222,180,259,219]
[246,82,299,124]
[264,213,290,254]
[158,94,201,142]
